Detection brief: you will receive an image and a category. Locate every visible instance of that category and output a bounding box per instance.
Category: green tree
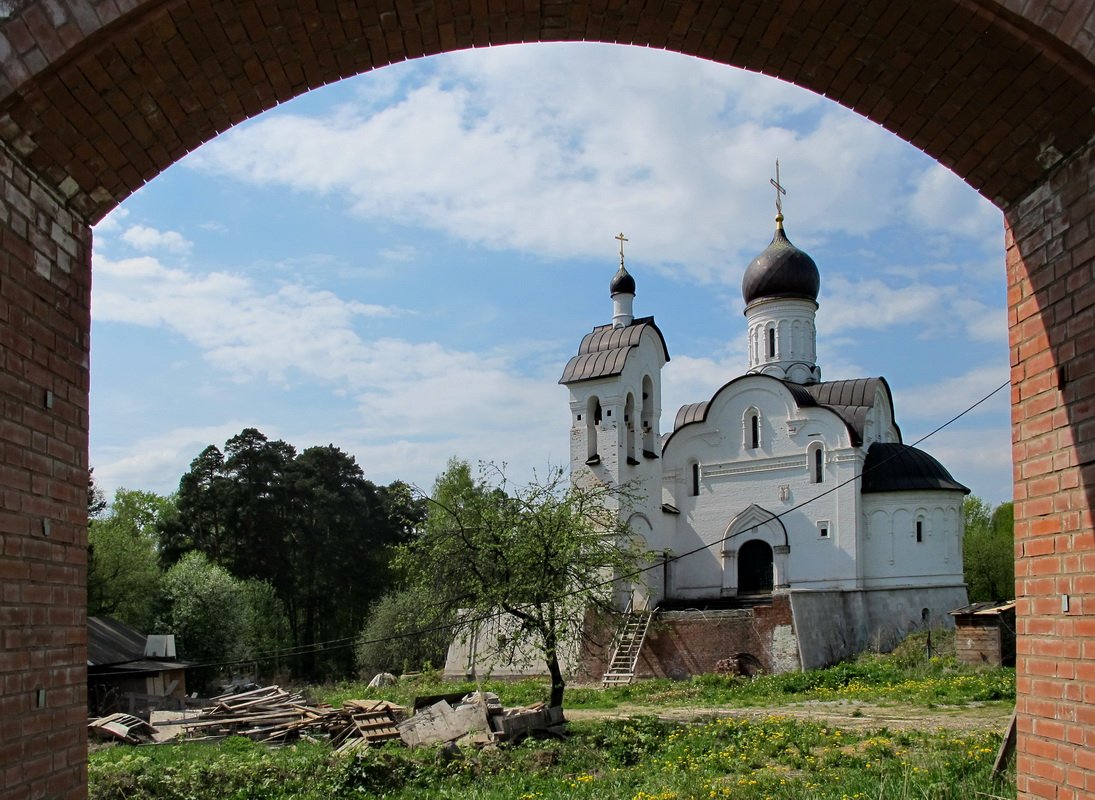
[397,460,643,708]
[159,551,247,692]
[239,578,293,679]
[962,496,1015,602]
[162,430,426,680]
[87,489,173,631]
[354,587,453,677]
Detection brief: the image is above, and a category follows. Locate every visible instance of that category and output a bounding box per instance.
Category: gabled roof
[802,378,901,446]
[559,316,670,385]
[665,374,898,449]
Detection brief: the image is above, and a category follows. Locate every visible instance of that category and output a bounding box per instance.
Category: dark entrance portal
[738,540,774,595]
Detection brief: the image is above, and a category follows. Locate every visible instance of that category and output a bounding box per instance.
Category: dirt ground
[566,700,1013,734]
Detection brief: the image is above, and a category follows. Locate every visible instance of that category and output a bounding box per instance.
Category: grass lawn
[89,637,1016,800]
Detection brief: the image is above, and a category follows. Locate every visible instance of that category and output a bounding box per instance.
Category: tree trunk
[546,649,566,708]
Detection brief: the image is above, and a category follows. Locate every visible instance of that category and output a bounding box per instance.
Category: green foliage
[159,551,247,691]
[158,428,427,680]
[87,488,173,630]
[89,716,1012,800]
[397,459,645,706]
[354,587,453,678]
[963,496,1015,601]
[316,642,1015,712]
[239,578,293,678]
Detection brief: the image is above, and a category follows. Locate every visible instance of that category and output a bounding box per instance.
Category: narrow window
[750,414,759,450]
[767,327,776,359]
[813,447,823,483]
[691,463,700,497]
[916,520,924,543]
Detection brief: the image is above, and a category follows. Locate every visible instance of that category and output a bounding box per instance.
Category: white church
[559,200,971,677]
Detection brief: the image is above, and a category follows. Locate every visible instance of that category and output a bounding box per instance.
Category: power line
[183,378,1010,671]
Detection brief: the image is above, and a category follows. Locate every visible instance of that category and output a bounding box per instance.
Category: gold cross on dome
[770,159,787,217]
[615,232,629,267]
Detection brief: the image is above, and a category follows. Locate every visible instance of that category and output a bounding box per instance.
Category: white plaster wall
[659,375,865,597]
[744,297,820,382]
[860,490,966,587]
[567,326,667,582]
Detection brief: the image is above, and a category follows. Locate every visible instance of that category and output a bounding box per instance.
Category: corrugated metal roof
[673,401,709,429]
[861,442,970,494]
[667,375,894,447]
[88,616,148,667]
[559,317,670,384]
[802,378,893,446]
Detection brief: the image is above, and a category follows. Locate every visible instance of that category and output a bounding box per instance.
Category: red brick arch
[1,1,1093,797]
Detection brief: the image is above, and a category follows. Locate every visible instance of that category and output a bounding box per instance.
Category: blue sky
[89,43,1012,505]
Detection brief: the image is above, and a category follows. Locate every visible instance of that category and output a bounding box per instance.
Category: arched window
[585,396,601,461]
[807,441,824,483]
[767,326,776,359]
[641,375,656,455]
[690,462,700,497]
[624,392,637,465]
[916,517,925,543]
[744,408,761,450]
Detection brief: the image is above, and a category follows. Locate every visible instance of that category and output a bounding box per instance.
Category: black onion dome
[610,265,636,296]
[861,442,970,494]
[742,221,820,306]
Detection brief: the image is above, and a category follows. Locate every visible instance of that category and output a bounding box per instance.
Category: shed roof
[88,616,148,667]
[949,600,1017,616]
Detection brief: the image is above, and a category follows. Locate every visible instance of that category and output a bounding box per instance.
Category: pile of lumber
[93,685,562,751]
[175,685,314,743]
[165,686,407,747]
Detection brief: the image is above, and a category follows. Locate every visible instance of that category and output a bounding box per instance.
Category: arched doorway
[1,3,1093,798]
[737,540,774,595]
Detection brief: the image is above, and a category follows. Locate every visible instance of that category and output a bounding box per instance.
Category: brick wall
[1007,137,1095,800]
[0,141,90,800]
[581,597,796,681]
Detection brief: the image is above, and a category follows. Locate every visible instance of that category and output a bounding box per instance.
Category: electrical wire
[182,378,1010,671]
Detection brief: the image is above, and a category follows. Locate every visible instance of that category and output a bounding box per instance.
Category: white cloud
[909,164,1003,240]
[186,44,976,284]
[893,363,1010,424]
[92,206,129,235]
[120,224,193,254]
[94,422,256,497]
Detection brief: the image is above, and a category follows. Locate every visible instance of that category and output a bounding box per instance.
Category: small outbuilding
[949,601,1016,667]
[88,616,190,715]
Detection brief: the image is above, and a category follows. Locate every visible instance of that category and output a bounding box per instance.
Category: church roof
[666,375,898,448]
[559,317,670,384]
[801,378,900,446]
[741,219,820,306]
[610,265,636,295]
[861,442,970,494]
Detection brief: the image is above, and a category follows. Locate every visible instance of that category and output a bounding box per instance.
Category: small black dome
[861,442,970,494]
[742,221,820,306]
[610,265,636,296]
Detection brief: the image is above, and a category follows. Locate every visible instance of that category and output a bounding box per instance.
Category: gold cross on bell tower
[615,232,629,268]
[770,159,787,219]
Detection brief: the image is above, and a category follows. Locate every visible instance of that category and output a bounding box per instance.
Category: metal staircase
[602,605,654,687]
